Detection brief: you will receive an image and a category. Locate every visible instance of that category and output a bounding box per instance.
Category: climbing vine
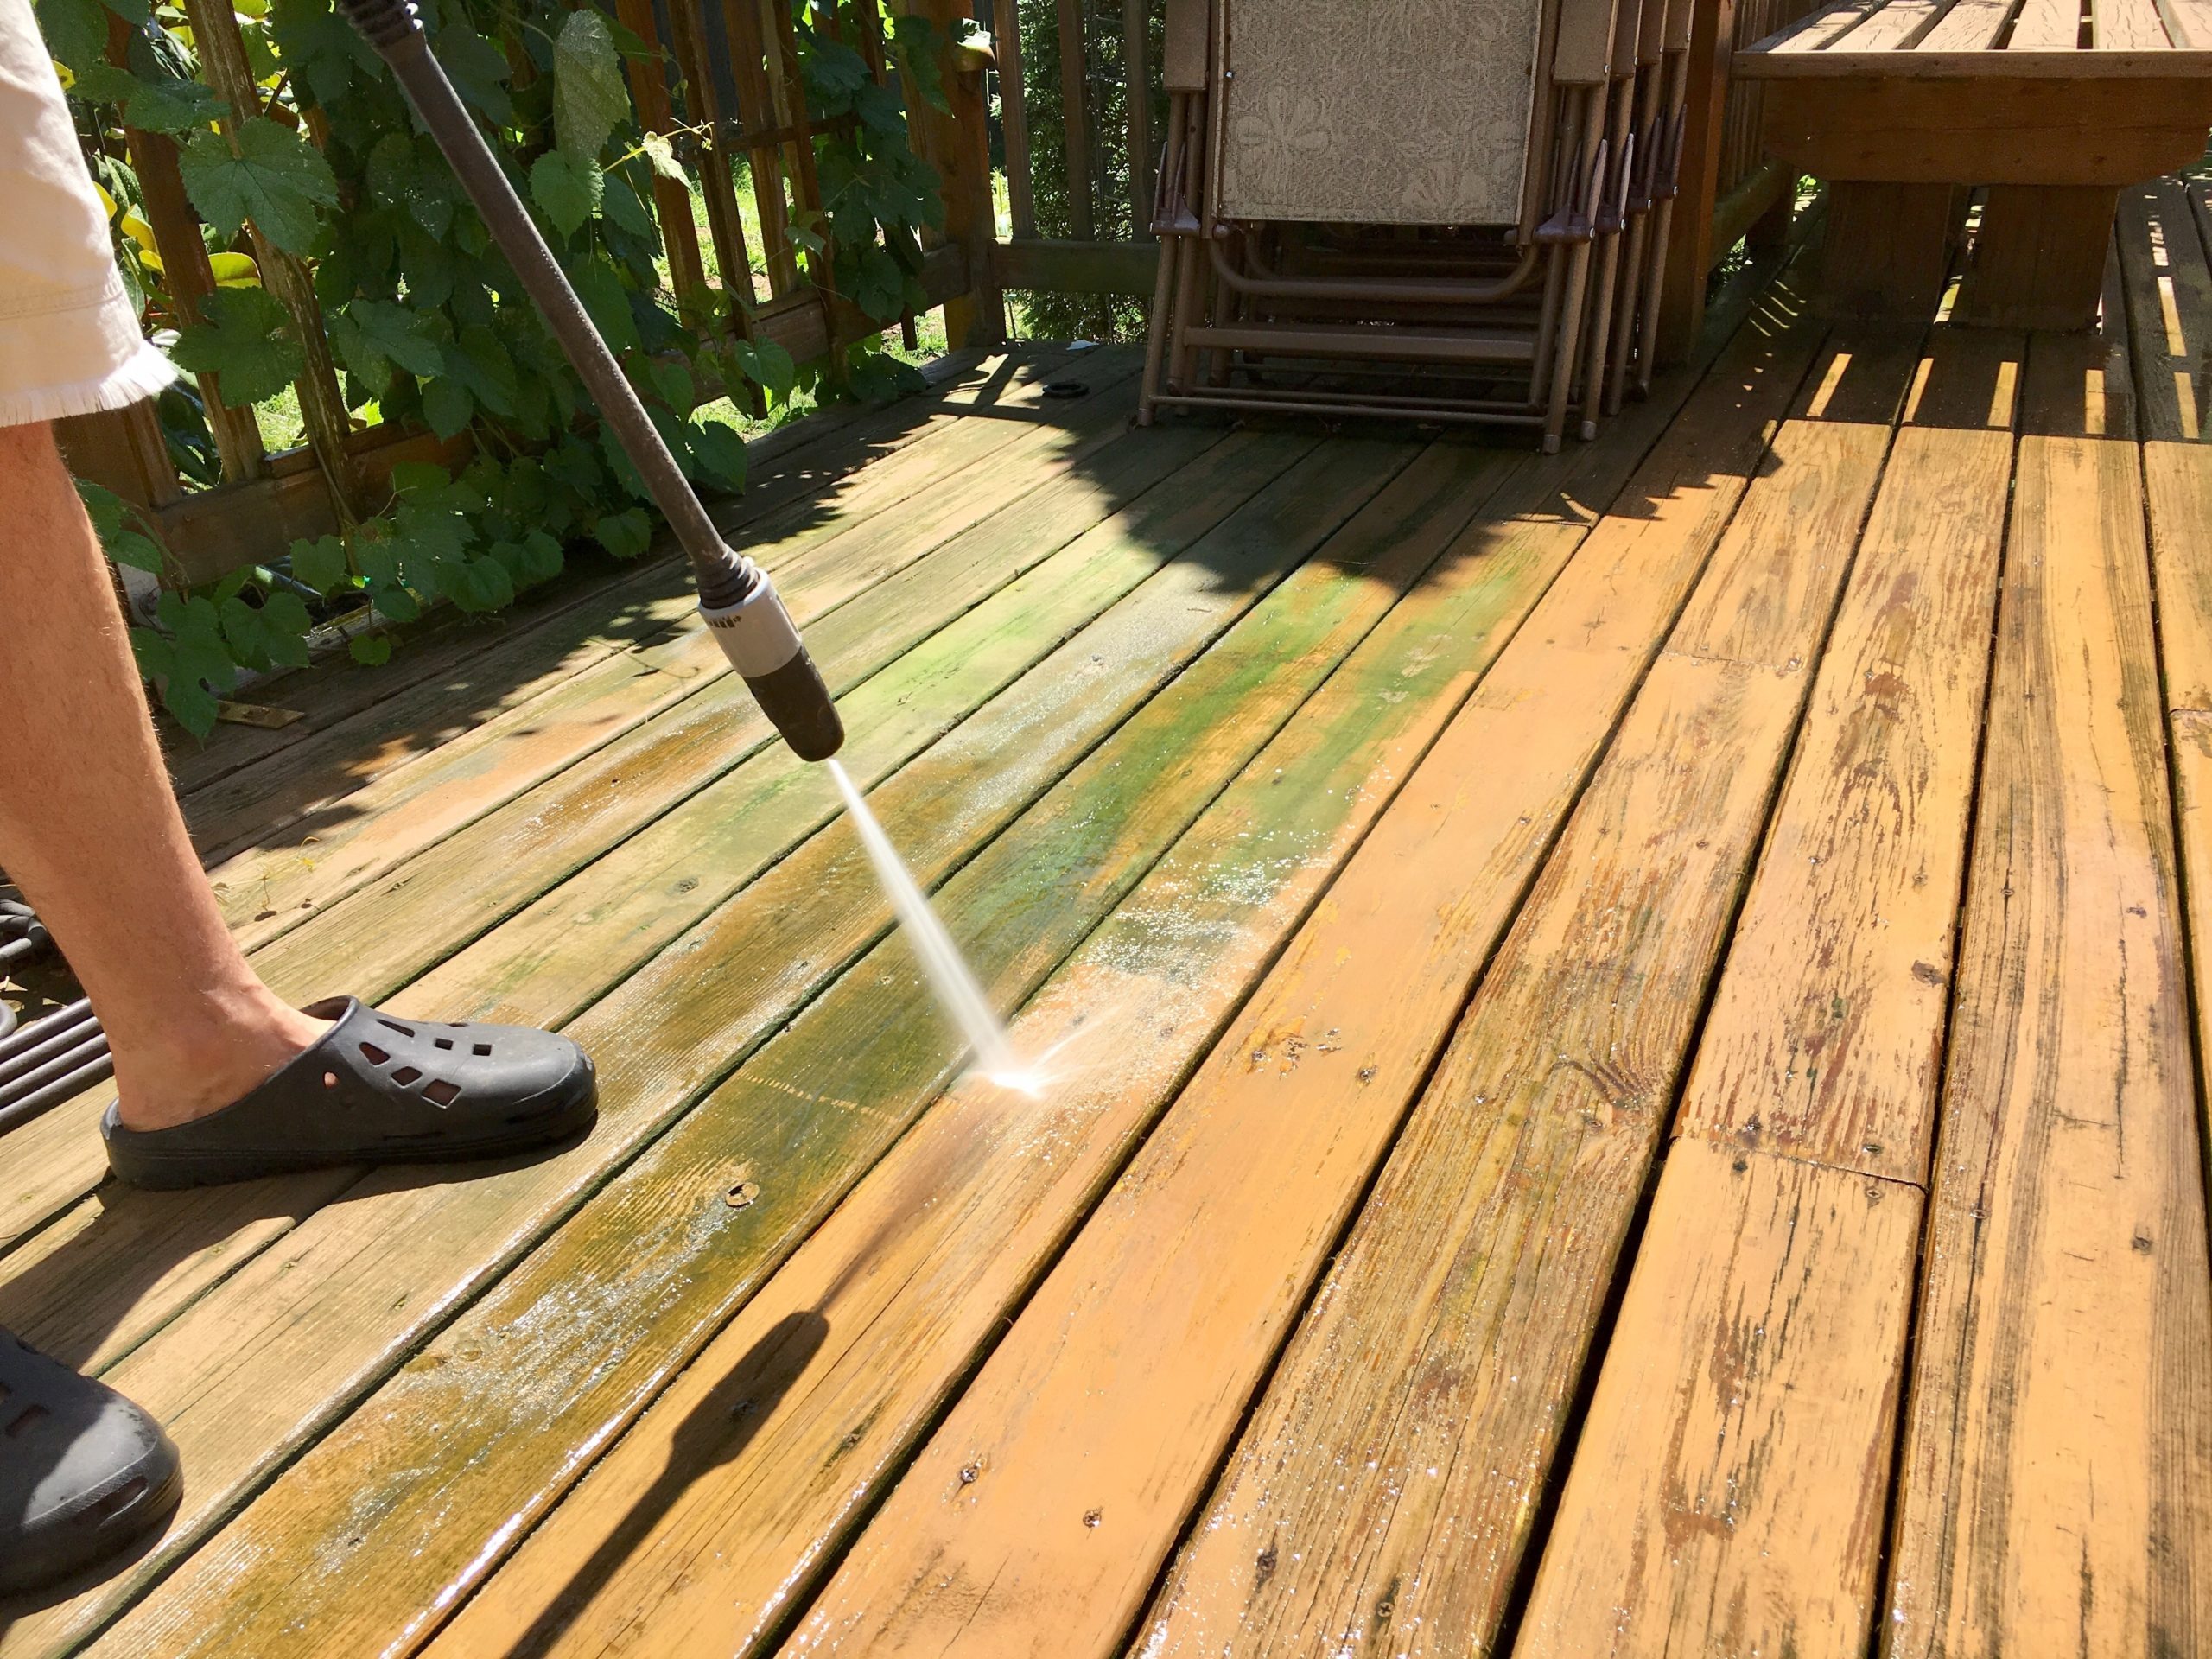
[38,0,955,734]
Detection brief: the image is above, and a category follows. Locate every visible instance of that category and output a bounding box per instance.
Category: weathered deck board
[768,306,1885,1659]
[393,285,1815,1659]
[0,425,1236,1372]
[0,417,1255,1267]
[1512,327,2018,1659]
[1119,332,1916,1659]
[1883,429,2212,1655]
[3,219,2207,1659]
[199,357,1147,945]
[1,439,1413,1658]
[180,348,1118,868]
[102,419,1549,1659]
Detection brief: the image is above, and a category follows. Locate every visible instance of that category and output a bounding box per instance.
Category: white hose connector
[700,576,804,678]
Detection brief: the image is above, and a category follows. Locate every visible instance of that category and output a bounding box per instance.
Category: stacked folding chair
[1139,0,1693,451]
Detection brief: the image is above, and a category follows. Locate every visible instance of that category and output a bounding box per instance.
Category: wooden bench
[1735,0,2212,327]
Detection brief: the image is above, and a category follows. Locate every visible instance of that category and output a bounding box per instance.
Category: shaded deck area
[4,182,2212,1659]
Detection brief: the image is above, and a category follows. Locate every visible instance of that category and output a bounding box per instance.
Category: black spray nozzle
[341,0,845,761]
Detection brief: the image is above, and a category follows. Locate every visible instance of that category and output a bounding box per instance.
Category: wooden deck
[5,182,2212,1659]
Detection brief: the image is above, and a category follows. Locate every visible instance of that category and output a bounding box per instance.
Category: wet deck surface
[4,182,2212,1658]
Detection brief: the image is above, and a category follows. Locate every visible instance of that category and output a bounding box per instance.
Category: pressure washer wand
[335,0,844,761]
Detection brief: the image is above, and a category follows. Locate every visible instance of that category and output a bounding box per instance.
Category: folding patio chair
[1139,0,1662,452]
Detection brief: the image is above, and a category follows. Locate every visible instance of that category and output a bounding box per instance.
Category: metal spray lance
[334,0,845,761]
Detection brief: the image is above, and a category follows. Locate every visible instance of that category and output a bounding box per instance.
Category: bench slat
[2100,0,2177,48]
[1917,0,2026,48]
[2159,0,2212,47]
[1847,0,1967,51]
[2008,0,2082,47]
[1770,0,1891,51]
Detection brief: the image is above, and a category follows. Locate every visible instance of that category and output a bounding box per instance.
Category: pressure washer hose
[334,0,844,761]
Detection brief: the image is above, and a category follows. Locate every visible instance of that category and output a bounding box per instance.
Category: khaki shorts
[1,0,175,426]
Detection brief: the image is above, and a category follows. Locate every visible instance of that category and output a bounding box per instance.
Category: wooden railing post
[908,0,1006,346]
[1658,0,1734,364]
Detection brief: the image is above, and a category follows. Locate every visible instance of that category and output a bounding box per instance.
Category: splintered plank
[765,315,1890,1659]
[101,428,1532,1659]
[1511,330,2018,1659]
[1883,440,2212,1656]
[0,418,1243,1263]
[1519,1142,1922,1659]
[397,293,1818,1659]
[195,359,1145,933]
[0,429,1240,1375]
[1095,335,1916,1659]
[1675,328,2018,1181]
[0,439,1414,1659]
[178,348,1109,857]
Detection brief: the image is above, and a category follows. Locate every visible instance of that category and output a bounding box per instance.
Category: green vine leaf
[124,73,224,136]
[529,149,602,240]
[366,132,461,240]
[77,479,170,576]
[327,298,442,396]
[689,418,747,493]
[592,507,652,559]
[551,9,628,162]
[289,534,351,596]
[423,376,475,440]
[178,118,339,257]
[349,633,393,666]
[438,24,512,124]
[170,287,305,405]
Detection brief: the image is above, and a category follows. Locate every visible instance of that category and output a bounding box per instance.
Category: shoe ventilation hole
[7,1402,51,1439]
[472,1042,493,1058]
[424,1079,461,1107]
[434,1038,454,1052]
[391,1066,423,1087]
[90,1477,148,1520]
[380,1020,417,1038]
[323,1071,340,1089]
[359,1043,390,1066]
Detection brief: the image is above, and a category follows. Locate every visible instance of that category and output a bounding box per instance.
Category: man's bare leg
[0,419,326,1131]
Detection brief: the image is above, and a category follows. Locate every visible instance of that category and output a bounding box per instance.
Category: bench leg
[1953,183,2120,332]
[1815,181,1961,321]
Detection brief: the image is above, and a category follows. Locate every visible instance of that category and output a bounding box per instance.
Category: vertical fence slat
[994,0,1035,237]
[725,0,800,296]
[1122,0,1151,238]
[908,0,1007,345]
[181,0,359,523]
[1055,0,1095,237]
[615,0,715,331]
